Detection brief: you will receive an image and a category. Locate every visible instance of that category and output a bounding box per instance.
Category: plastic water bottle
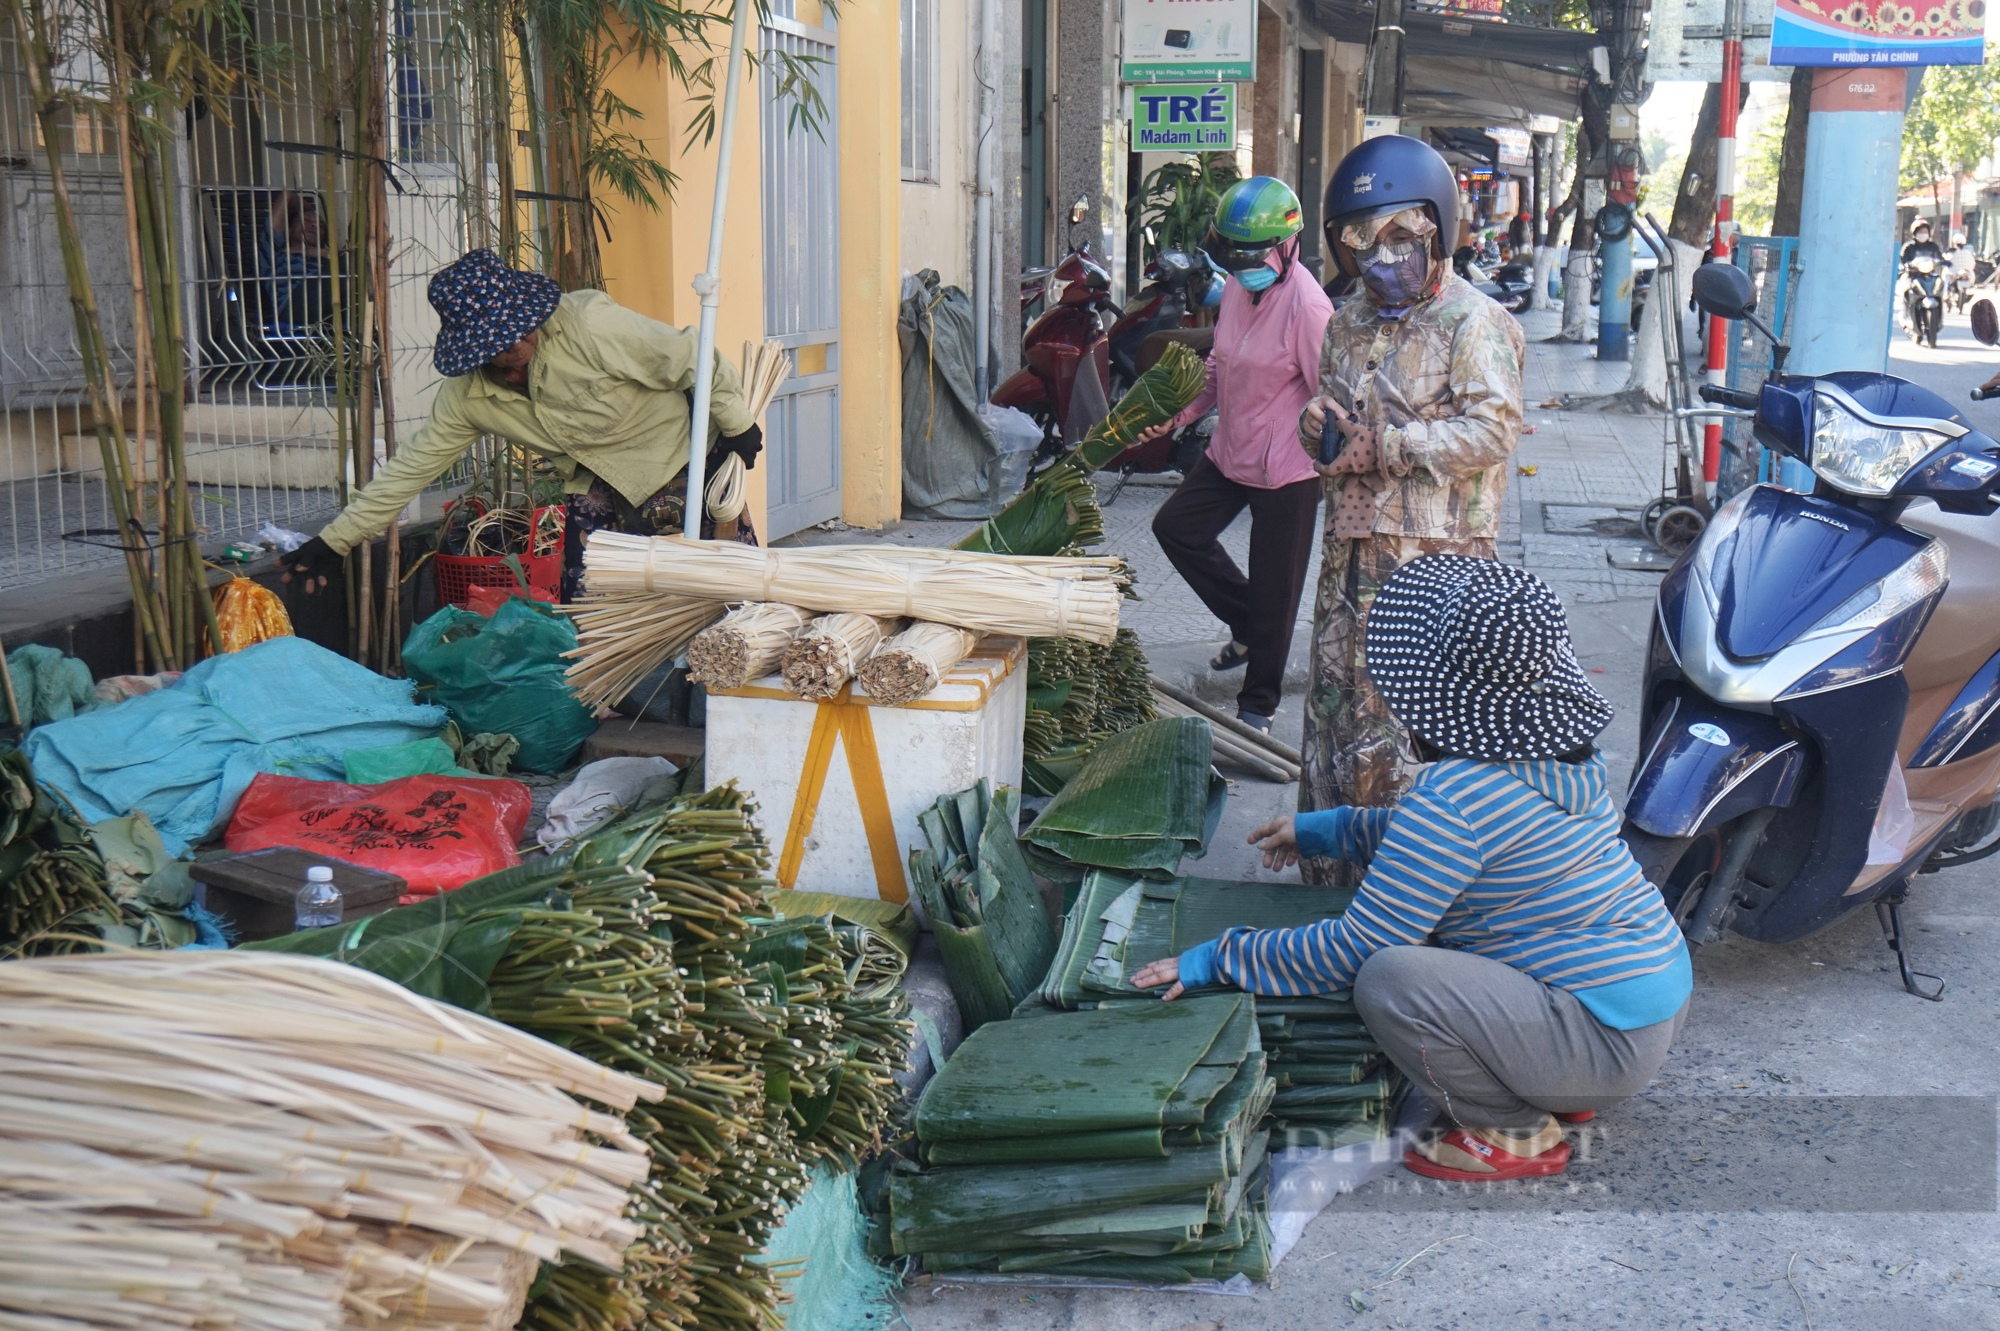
[294,866,343,931]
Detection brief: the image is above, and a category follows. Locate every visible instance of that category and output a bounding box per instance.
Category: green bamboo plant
[3,0,235,669]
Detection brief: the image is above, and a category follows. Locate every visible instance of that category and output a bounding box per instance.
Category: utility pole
[1700,0,1744,491]
[1362,0,1405,131]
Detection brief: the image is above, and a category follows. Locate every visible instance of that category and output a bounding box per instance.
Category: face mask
[1234,264,1279,293]
[1354,238,1434,307]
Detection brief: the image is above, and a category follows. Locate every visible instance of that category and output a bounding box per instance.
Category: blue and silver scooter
[1623,263,2000,999]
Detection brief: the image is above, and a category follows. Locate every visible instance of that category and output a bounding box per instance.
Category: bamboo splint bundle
[686,601,813,690]
[0,950,658,1331]
[706,341,793,530]
[581,534,1123,644]
[783,613,904,699]
[858,621,981,705]
[560,592,727,708]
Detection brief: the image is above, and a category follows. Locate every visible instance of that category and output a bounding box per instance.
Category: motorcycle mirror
[1974,298,2000,347]
[1691,262,1757,320]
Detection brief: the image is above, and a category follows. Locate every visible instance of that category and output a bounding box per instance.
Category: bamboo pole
[1151,677,1306,766]
[106,5,154,673]
[369,0,401,673]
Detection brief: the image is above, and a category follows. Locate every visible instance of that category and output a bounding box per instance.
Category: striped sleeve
[1293,806,1396,864]
[1215,786,1485,995]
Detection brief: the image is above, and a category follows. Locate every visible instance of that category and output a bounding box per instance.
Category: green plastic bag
[342,736,468,784]
[402,598,595,773]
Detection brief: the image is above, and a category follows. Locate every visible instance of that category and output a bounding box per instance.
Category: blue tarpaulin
[24,637,445,856]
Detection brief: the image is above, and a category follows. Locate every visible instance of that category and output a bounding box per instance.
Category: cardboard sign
[1121,0,1256,82]
[1131,83,1236,151]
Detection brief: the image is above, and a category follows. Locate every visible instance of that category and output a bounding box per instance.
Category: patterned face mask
[1353,238,1435,307]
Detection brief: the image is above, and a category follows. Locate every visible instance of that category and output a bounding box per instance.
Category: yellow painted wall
[839,0,903,529]
[595,0,904,538]
[598,15,773,537]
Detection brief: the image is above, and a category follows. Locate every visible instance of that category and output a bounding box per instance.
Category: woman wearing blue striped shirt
[1135,555,1691,1182]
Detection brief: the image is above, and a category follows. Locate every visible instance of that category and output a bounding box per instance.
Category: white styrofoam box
[703,636,1026,902]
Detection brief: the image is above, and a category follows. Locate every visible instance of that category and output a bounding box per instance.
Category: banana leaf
[762,888,917,956]
[1022,718,1226,875]
[1274,1121,1392,1151]
[929,1126,1166,1165]
[915,992,1250,1142]
[889,1139,1233,1253]
[1271,1075,1394,1109]
[956,343,1208,557]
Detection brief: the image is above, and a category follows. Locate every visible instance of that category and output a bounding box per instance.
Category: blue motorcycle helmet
[1321,134,1461,277]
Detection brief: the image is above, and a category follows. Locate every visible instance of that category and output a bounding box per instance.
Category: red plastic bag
[464,583,556,618]
[224,772,532,899]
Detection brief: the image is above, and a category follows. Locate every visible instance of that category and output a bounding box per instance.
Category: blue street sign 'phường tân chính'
[1132,84,1236,150]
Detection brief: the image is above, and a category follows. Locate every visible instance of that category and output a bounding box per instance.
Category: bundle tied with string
[581,534,1123,644]
[782,613,905,700]
[686,601,813,691]
[559,591,728,710]
[706,340,792,534]
[857,621,980,706]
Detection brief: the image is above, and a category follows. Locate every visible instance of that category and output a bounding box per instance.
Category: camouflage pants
[1298,532,1496,887]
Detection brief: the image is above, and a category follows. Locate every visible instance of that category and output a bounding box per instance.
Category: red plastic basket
[434,503,565,608]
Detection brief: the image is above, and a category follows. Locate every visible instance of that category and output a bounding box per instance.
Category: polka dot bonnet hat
[429,248,562,377]
[1363,555,1613,762]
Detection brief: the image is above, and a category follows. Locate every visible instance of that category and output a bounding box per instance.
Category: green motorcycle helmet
[1203,176,1304,273]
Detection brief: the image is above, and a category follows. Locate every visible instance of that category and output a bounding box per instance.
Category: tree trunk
[1770,68,1813,237]
[1668,81,1751,248]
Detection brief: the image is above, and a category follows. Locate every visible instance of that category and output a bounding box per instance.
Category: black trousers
[1151,453,1322,719]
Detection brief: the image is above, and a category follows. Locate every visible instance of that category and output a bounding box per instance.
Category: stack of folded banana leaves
[907,780,1057,1031]
[1033,870,1402,1150]
[251,785,913,1331]
[1021,716,1227,883]
[890,993,1275,1283]
[1023,629,1158,794]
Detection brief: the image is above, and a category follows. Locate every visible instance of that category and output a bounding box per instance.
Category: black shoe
[1236,709,1272,734]
[1210,641,1250,672]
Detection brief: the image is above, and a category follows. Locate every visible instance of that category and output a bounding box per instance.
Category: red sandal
[1553,1110,1595,1123]
[1404,1127,1572,1182]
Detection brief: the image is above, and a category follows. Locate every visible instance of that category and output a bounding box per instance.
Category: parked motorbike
[1454,247,1534,313]
[1108,249,1217,396]
[1622,261,2000,1000]
[1902,253,1944,347]
[992,242,1118,462]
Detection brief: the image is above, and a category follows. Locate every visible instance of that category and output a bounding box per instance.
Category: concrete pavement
[801,306,2000,1329]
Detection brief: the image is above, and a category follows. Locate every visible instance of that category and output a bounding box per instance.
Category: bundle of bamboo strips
[0,951,658,1331]
[581,534,1123,644]
[857,621,980,705]
[1150,678,1303,783]
[560,592,728,708]
[707,342,792,531]
[686,602,813,690]
[782,613,904,699]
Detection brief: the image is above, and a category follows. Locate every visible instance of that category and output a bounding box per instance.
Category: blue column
[1597,230,1633,360]
[1788,69,1909,379]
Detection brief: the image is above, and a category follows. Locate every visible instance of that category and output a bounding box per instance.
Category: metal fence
[0,0,498,591]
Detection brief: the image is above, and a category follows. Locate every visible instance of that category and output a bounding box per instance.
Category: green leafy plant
[1126,151,1240,264]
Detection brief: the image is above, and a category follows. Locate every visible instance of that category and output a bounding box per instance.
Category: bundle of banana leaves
[956,342,1208,558]
[908,781,1057,1032]
[891,993,1274,1282]
[1034,870,1403,1150]
[1022,717,1227,879]
[250,785,914,1331]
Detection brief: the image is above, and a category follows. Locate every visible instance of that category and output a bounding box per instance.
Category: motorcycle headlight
[1811,393,1953,496]
[1915,256,1937,273]
[1795,538,1949,643]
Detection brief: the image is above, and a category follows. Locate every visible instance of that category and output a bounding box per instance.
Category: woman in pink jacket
[1146,177,1333,733]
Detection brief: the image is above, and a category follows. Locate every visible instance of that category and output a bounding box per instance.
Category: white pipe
[685,0,754,538]
[972,0,998,400]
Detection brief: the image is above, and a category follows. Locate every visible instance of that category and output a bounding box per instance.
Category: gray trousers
[1353,945,1689,1132]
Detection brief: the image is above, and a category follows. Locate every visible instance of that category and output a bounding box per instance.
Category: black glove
[279,535,343,594]
[712,423,763,472]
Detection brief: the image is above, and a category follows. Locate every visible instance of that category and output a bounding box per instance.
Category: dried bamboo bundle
[857,621,980,705]
[0,951,658,1331]
[685,601,812,690]
[581,534,1123,644]
[560,590,728,708]
[782,613,904,699]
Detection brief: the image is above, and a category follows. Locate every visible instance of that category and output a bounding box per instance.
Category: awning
[1429,126,1500,165]
[1306,0,1597,124]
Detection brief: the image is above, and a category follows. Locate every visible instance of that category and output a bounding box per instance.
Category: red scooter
[992,243,1119,460]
